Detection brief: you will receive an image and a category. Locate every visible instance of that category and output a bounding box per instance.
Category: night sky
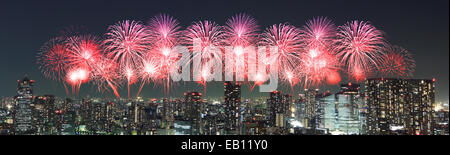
[0,0,448,100]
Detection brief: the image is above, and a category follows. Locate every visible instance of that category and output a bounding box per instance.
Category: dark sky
[0,0,448,100]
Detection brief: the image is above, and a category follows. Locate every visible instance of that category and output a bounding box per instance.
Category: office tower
[303,89,319,129]
[14,75,34,134]
[33,95,56,135]
[185,92,202,135]
[365,78,435,135]
[322,83,364,135]
[224,82,241,134]
[161,98,174,129]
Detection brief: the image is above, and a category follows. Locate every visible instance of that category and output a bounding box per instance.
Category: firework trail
[260,23,303,87]
[91,58,121,98]
[104,20,150,99]
[224,13,260,87]
[182,20,225,89]
[143,14,183,96]
[299,17,341,87]
[37,37,71,94]
[380,45,415,78]
[336,20,386,82]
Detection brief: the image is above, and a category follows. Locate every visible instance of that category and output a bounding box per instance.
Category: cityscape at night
[0,0,448,151]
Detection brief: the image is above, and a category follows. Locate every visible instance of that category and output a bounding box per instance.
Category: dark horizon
[0,0,448,101]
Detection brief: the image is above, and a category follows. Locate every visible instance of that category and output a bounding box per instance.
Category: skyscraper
[365,78,435,135]
[303,89,319,129]
[224,82,241,134]
[185,92,202,135]
[322,83,364,135]
[14,75,34,134]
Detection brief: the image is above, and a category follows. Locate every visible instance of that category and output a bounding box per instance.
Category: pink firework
[224,13,259,47]
[145,14,183,95]
[300,17,336,48]
[104,20,150,99]
[380,45,415,78]
[337,20,386,82]
[224,13,260,85]
[147,14,182,47]
[260,23,302,87]
[183,20,225,87]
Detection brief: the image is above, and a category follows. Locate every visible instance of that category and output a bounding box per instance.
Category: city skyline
[0,0,448,101]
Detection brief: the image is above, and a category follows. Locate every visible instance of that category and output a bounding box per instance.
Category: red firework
[63,35,103,94]
[336,20,386,82]
[104,20,150,98]
[380,45,415,78]
[300,46,340,87]
[37,37,71,95]
[260,23,303,87]
[37,37,70,81]
[299,17,340,87]
[66,35,103,68]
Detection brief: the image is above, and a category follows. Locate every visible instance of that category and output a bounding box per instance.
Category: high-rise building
[365,78,435,135]
[224,82,241,134]
[303,89,319,129]
[322,83,365,135]
[14,75,34,134]
[33,95,57,135]
[185,92,202,135]
[161,98,174,129]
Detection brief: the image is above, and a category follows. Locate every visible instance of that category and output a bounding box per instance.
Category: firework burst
[380,45,415,78]
[37,37,71,94]
[37,37,70,81]
[299,17,341,87]
[183,20,225,88]
[300,46,340,87]
[223,13,260,86]
[260,23,302,87]
[145,14,183,95]
[336,20,386,81]
[300,17,336,48]
[104,20,150,98]
[224,13,259,47]
[147,14,182,47]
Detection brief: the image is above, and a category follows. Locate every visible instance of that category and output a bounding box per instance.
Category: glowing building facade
[14,76,34,134]
[224,82,241,134]
[322,83,364,135]
[365,78,435,135]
